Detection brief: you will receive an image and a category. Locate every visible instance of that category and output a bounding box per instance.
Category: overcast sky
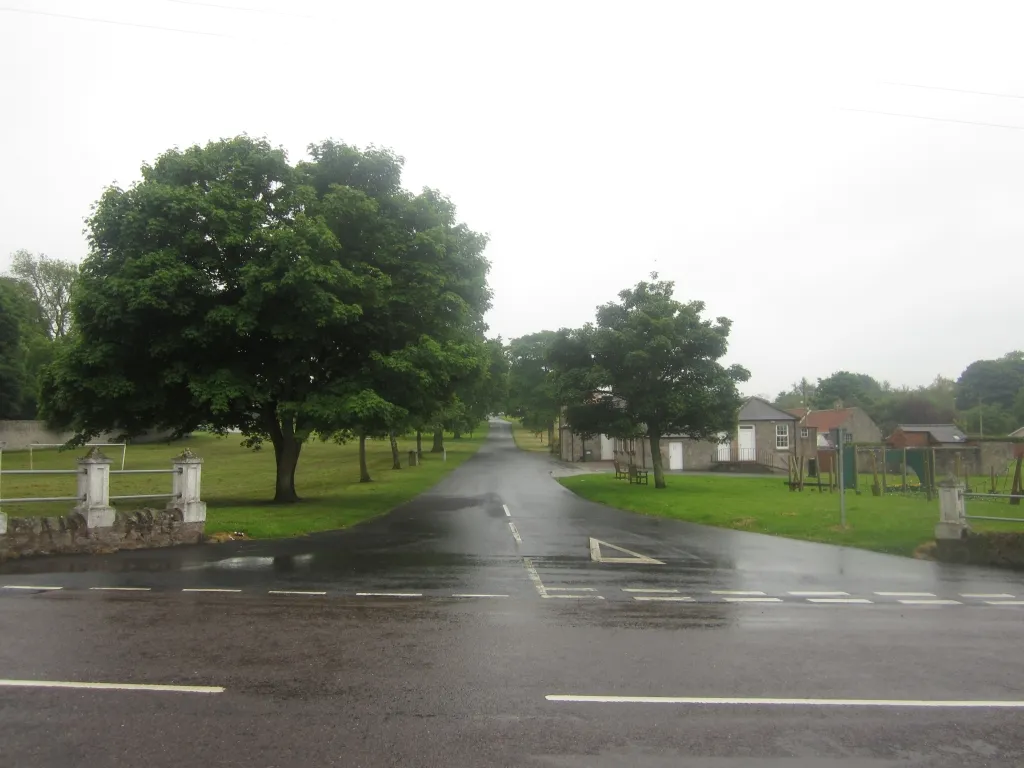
[2,0,1021,398]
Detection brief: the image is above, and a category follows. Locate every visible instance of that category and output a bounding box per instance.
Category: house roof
[802,408,857,432]
[739,397,797,422]
[786,408,809,419]
[1011,426,1024,438]
[895,424,968,444]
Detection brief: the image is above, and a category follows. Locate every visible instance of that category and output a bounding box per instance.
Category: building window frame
[800,428,809,438]
[776,423,790,450]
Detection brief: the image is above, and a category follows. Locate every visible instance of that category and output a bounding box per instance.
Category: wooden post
[903,448,908,491]
[870,451,881,496]
[991,465,997,494]
[924,451,933,501]
[1010,457,1023,507]
[881,446,887,492]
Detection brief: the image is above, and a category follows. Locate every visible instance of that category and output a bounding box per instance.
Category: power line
[162,0,311,18]
[0,7,232,38]
[840,107,1024,132]
[881,81,1024,101]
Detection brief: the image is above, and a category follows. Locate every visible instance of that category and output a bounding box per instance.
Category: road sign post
[831,428,846,527]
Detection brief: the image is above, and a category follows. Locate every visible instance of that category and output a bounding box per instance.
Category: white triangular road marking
[589,538,664,565]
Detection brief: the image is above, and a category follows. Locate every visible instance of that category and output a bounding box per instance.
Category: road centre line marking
[623,588,680,594]
[0,679,223,694]
[788,591,850,597]
[544,695,1024,708]
[522,557,547,597]
[722,597,783,603]
[962,593,1015,599]
[182,588,241,593]
[985,601,1024,605]
[546,587,597,591]
[808,598,873,604]
[508,520,522,544]
[544,594,605,600]
[452,594,509,598]
[356,592,421,598]
[712,590,766,596]
[88,587,151,592]
[875,592,936,597]
[898,599,961,605]
[502,504,511,517]
[2,585,62,591]
[634,596,694,602]
[268,590,327,596]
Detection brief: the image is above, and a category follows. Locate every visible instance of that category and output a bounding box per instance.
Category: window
[844,432,853,443]
[776,424,790,449]
[800,428,809,438]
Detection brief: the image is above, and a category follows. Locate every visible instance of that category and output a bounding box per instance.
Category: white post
[74,448,115,528]
[935,477,968,540]
[170,448,206,523]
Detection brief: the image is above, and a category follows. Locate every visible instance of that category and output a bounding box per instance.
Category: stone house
[1009,426,1024,438]
[787,406,883,473]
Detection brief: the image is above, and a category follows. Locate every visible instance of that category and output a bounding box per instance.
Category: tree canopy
[0,276,50,419]
[40,136,492,502]
[8,250,78,339]
[506,331,560,445]
[549,275,749,488]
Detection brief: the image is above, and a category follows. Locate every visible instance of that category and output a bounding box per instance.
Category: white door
[669,441,684,470]
[600,434,614,460]
[738,425,755,461]
[717,432,731,461]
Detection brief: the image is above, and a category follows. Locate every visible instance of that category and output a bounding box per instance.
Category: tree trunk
[649,430,666,489]
[547,422,555,453]
[453,428,462,440]
[389,431,402,470]
[416,430,423,457]
[265,409,302,503]
[359,433,371,483]
[431,429,444,453]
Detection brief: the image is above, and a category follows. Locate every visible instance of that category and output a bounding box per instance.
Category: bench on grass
[629,464,649,485]
[613,460,629,480]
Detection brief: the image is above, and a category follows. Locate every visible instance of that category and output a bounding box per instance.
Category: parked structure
[887,424,968,448]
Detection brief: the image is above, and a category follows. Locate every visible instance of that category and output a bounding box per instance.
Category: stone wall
[934,531,1024,570]
[0,507,204,561]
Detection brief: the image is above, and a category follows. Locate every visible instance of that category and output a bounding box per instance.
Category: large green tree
[8,250,79,339]
[507,331,560,446]
[0,277,50,419]
[40,136,491,502]
[549,275,749,489]
[955,352,1024,412]
[813,371,884,410]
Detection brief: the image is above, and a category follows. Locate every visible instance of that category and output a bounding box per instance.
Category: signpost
[831,428,846,527]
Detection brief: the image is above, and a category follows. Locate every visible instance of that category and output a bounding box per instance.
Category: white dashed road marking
[356,592,422,598]
[788,591,850,597]
[545,694,1024,708]
[182,588,242,593]
[89,587,152,592]
[2,585,62,591]
[808,598,873,604]
[712,590,767,596]
[546,587,597,591]
[623,588,680,594]
[875,592,936,597]
[962,593,1015,599]
[508,520,523,544]
[722,597,783,603]
[452,594,509,598]
[0,679,223,694]
[986,601,1024,606]
[898,599,962,606]
[268,590,327,596]
[633,596,694,602]
[502,504,511,517]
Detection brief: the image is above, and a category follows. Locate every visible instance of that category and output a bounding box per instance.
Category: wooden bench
[629,464,649,486]
[613,460,629,480]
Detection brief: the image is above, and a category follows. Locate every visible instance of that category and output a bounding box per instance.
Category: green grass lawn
[0,426,489,539]
[511,422,552,454]
[558,473,1024,557]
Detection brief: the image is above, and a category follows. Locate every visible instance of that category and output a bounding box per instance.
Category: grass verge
[510,422,552,454]
[558,473,1023,557]
[0,426,489,539]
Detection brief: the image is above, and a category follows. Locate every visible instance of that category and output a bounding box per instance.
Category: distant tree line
[773,351,1024,437]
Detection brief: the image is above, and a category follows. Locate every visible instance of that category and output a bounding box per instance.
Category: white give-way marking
[545,695,1024,708]
[0,679,223,694]
[589,538,664,565]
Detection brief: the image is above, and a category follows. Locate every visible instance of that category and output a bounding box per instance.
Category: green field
[511,422,552,454]
[0,426,488,538]
[558,473,1024,557]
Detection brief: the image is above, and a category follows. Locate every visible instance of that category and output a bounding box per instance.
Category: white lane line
[789,591,850,597]
[2,585,62,591]
[545,694,1024,708]
[898,599,961,605]
[985,601,1024,606]
[523,557,548,598]
[182,588,242,593]
[807,598,873,604]
[356,592,422,598]
[452,594,509,598]
[268,590,327,596]
[543,594,606,600]
[88,587,152,592]
[0,679,223,694]
[722,597,783,603]
[875,592,936,597]
[508,520,522,544]
[961,593,1016,599]
[502,504,511,517]
[546,587,597,591]
[712,590,767,596]
[634,596,694,602]
[623,588,680,594]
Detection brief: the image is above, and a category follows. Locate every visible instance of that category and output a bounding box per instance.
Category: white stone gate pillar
[170,448,206,523]
[75,447,115,528]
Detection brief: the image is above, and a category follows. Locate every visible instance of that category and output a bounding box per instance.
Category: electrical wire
[0,6,232,38]
[881,81,1024,101]
[162,0,311,18]
[840,107,1024,132]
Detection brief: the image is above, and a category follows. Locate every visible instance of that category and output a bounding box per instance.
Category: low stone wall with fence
[932,477,1024,570]
[0,447,206,561]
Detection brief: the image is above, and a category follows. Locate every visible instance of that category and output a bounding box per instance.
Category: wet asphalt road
[3,421,1024,766]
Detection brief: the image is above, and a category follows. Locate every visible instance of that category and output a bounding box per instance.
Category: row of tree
[6,136,510,503]
[774,353,1024,437]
